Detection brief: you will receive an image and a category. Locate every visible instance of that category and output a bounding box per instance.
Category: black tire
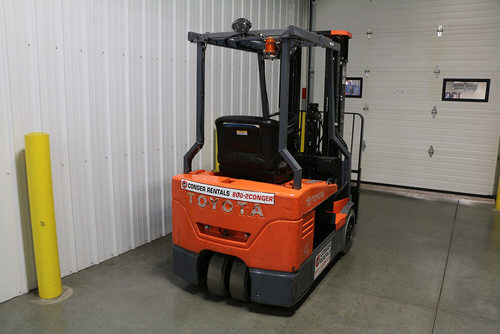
[341,210,356,255]
[207,253,230,297]
[229,260,250,301]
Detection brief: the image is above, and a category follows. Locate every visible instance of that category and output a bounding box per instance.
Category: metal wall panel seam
[158,0,166,237]
[152,0,162,239]
[132,0,145,246]
[202,0,211,169]
[219,1,225,171]
[76,0,96,267]
[196,0,203,170]
[162,0,170,235]
[84,0,99,266]
[103,0,119,258]
[239,0,246,118]
[209,0,216,169]
[108,0,121,255]
[166,0,176,234]
[109,0,127,253]
[250,0,257,117]
[230,0,235,117]
[185,0,191,171]
[88,0,100,260]
[124,1,135,250]
[140,0,151,243]
[97,0,110,260]
[68,0,86,267]
[172,0,178,181]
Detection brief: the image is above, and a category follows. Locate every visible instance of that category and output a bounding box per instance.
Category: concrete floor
[1,189,499,334]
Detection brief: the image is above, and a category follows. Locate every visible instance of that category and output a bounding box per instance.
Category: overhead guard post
[184,42,206,173]
[257,53,270,118]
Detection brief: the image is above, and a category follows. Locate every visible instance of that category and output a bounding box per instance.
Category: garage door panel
[366,120,499,134]
[363,154,495,182]
[363,142,496,160]
[365,135,498,152]
[365,157,495,177]
[364,168,493,190]
[363,110,500,124]
[364,171,492,195]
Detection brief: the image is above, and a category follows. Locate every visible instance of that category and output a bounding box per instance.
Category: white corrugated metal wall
[312,0,500,195]
[0,0,309,303]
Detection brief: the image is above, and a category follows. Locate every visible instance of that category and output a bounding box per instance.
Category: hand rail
[345,112,365,217]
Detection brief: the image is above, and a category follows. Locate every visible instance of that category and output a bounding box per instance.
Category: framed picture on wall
[345,77,363,98]
[442,78,490,102]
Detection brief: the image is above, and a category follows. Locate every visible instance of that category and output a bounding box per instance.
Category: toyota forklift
[171,19,364,307]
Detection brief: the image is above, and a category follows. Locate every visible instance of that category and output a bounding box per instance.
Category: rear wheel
[207,253,230,297]
[229,259,250,301]
[341,210,356,255]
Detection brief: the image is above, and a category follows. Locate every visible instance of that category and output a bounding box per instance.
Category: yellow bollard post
[24,133,62,299]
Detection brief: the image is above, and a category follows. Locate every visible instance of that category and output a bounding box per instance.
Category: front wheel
[341,209,356,255]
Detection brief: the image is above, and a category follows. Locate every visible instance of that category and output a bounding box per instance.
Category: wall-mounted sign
[345,77,363,98]
[442,78,490,102]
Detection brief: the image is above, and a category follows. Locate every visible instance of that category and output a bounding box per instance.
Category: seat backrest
[215,115,291,183]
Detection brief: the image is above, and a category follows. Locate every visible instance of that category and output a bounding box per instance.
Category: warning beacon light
[264,36,278,59]
[232,18,252,34]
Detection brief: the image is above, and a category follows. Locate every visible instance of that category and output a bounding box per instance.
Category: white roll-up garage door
[312,0,500,195]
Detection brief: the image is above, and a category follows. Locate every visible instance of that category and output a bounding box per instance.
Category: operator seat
[215,115,292,184]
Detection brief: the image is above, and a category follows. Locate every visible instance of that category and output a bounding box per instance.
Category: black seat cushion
[215,115,292,183]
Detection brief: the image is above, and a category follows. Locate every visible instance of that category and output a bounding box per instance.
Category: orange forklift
[172,19,364,307]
